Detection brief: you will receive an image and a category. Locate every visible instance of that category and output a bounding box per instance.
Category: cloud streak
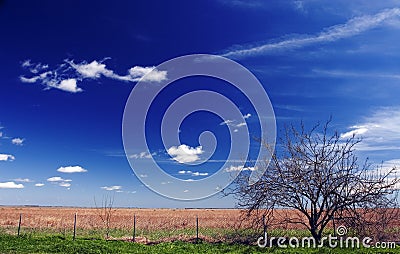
[178,170,209,176]
[20,58,167,93]
[13,178,33,183]
[101,185,122,191]
[222,8,400,58]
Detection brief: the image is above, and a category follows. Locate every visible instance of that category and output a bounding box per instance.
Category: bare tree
[94,194,115,239]
[228,119,399,242]
[337,190,399,241]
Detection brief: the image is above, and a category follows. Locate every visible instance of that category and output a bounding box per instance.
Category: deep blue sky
[1,0,400,207]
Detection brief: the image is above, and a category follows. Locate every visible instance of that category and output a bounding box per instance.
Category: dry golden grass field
[0,207,312,231]
[0,207,243,231]
[1,206,399,243]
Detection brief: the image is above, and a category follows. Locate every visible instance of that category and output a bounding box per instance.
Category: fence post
[17,213,22,236]
[262,214,267,238]
[132,214,136,242]
[73,213,77,241]
[332,215,336,237]
[196,216,199,243]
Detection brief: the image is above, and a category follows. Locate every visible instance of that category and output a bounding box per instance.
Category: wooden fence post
[17,213,22,236]
[132,214,136,242]
[73,213,77,241]
[196,216,199,243]
[262,214,266,238]
[332,215,336,237]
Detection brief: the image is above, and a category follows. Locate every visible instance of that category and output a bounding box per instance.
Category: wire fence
[1,207,399,245]
[0,207,260,244]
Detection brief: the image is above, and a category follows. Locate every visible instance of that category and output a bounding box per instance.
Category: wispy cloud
[222,8,400,58]
[47,176,71,182]
[59,182,71,187]
[129,151,155,159]
[101,185,122,191]
[218,0,264,9]
[0,154,15,161]
[219,113,251,131]
[0,181,24,189]
[243,113,252,119]
[178,170,209,176]
[312,69,400,80]
[20,58,167,93]
[341,106,400,151]
[35,183,45,187]
[11,138,24,146]
[57,165,87,173]
[47,176,72,187]
[225,165,257,172]
[167,144,204,163]
[12,178,33,183]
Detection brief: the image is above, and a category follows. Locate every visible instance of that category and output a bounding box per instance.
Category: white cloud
[22,60,48,73]
[13,178,32,183]
[20,58,167,93]
[35,183,45,187]
[139,174,148,178]
[0,181,24,189]
[167,144,203,163]
[57,165,87,173]
[56,79,82,93]
[340,126,369,138]
[47,176,71,182]
[341,107,400,151]
[223,8,400,58]
[22,59,31,68]
[11,138,24,146]
[67,60,114,79]
[225,165,257,172]
[192,172,209,176]
[178,170,208,176]
[127,66,167,82]
[0,154,15,161]
[220,120,234,126]
[59,182,71,187]
[130,151,155,159]
[243,113,252,119]
[220,118,248,128]
[101,185,122,191]
[20,76,40,83]
[183,189,189,193]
